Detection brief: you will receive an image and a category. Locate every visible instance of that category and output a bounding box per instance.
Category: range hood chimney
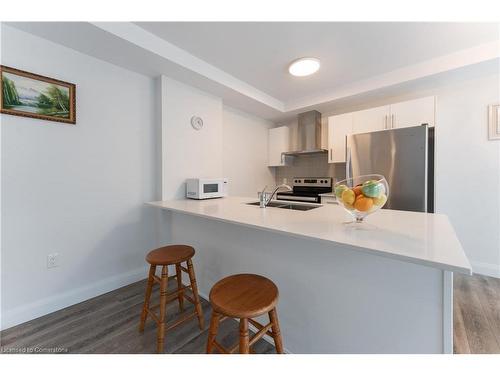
[283,110,327,156]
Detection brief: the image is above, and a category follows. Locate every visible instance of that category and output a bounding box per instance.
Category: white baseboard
[1,265,149,331]
[471,261,500,278]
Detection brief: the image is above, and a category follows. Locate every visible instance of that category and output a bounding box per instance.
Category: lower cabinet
[320,195,338,205]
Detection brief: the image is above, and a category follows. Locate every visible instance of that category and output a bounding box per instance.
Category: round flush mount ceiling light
[288,57,320,77]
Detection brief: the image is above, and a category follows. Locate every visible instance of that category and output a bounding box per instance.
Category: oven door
[276,193,320,203]
[199,178,228,199]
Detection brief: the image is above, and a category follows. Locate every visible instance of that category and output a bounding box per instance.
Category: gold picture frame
[1,65,76,124]
[488,103,500,140]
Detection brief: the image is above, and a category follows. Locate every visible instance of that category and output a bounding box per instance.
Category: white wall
[434,74,500,277]
[160,76,223,200]
[222,106,275,197]
[1,25,159,329]
[160,76,275,200]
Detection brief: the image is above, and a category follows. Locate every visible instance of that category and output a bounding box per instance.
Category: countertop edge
[146,200,472,275]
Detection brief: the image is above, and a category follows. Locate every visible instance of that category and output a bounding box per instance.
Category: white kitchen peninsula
[148,197,471,353]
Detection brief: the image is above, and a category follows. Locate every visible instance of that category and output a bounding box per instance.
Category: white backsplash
[274,153,346,186]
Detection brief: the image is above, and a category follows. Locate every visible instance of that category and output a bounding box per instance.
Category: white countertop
[147,197,471,274]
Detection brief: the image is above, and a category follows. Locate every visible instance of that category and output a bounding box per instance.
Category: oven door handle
[276,195,318,202]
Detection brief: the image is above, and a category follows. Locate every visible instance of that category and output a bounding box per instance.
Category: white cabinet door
[268,126,290,167]
[390,96,435,129]
[352,105,390,134]
[328,113,353,163]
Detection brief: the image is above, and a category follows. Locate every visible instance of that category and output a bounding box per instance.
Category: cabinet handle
[281,153,284,165]
[391,114,395,128]
[384,115,388,129]
[330,148,333,162]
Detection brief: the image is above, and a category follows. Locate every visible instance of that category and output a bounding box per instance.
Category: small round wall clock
[190,116,204,131]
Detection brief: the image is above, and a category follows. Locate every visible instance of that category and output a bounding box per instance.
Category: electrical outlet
[47,253,59,268]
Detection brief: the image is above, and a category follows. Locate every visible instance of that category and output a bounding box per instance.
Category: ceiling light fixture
[288,57,320,77]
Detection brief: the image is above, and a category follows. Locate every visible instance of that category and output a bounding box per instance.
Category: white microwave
[186,178,228,200]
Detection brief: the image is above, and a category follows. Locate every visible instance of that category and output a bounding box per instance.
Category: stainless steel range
[276,177,332,204]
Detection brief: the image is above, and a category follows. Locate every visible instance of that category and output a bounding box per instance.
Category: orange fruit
[354,196,374,212]
[353,186,363,196]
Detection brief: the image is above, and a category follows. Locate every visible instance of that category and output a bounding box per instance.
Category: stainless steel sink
[246,201,321,211]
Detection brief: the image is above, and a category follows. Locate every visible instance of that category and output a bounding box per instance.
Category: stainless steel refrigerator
[346,125,434,213]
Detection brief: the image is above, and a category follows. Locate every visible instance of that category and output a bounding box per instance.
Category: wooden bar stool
[206,273,284,354]
[139,245,204,353]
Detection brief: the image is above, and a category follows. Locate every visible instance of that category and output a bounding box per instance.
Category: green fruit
[362,180,383,198]
[335,184,348,198]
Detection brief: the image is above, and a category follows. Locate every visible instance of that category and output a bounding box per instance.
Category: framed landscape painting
[1,65,76,124]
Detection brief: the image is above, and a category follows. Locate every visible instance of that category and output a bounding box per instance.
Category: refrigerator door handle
[346,145,352,180]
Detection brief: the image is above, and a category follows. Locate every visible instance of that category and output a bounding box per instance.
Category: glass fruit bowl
[334,174,389,223]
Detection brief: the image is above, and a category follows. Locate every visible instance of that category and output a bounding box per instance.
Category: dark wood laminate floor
[454,273,500,354]
[2,274,499,354]
[0,279,275,354]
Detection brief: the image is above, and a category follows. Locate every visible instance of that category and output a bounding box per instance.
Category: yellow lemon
[341,189,355,205]
[373,194,387,207]
[335,184,348,198]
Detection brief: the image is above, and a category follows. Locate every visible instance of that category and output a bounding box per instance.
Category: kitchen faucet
[259,184,292,208]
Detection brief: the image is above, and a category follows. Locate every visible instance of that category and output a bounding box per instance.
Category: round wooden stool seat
[206,273,284,354]
[209,274,279,318]
[145,245,195,265]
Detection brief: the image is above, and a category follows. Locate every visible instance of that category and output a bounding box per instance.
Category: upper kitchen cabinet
[328,113,353,163]
[268,126,290,167]
[389,96,435,129]
[351,105,391,134]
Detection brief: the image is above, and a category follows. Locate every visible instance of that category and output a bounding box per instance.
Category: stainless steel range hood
[282,110,327,156]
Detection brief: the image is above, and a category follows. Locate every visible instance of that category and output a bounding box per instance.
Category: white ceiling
[135,22,499,103]
[4,22,499,121]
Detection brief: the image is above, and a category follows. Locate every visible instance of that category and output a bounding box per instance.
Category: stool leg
[157,265,168,353]
[206,311,221,354]
[187,259,204,330]
[139,265,156,332]
[175,264,184,312]
[239,318,250,354]
[268,308,284,354]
